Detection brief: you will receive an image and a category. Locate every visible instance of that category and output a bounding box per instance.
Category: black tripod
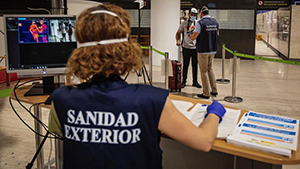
[26,131,50,169]
[124,59,152,85]
[140,60,152,85]
[124,1,152,85]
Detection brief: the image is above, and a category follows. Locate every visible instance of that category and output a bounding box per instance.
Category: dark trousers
[182,47,198,83]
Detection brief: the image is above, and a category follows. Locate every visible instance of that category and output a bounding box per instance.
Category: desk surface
[10,85,51,109]
[170,94,300,165]
[11,85,300,165]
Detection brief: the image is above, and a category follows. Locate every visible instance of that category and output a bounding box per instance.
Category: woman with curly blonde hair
[48,4,226,169]
[66,4,142,82]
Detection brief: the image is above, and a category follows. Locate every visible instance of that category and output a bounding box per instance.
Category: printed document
[227,111,299,157]
[188,103,241,139]
[172,101,241,139]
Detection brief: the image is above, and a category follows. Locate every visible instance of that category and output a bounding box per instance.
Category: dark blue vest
[51,75,169,169]
[196,17,219,53]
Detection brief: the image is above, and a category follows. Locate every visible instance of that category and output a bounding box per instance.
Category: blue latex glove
[204,100,226,123]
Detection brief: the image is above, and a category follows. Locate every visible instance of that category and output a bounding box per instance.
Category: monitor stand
[24,76,65,96]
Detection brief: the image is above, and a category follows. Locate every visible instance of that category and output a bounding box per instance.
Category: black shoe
[181,82,186,88]
[197,93,210,99]
[192,82,202,88]
[210,92,218,96]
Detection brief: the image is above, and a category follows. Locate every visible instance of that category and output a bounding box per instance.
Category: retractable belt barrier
[141,46,165,56]
[222,45,300,66]
[140,46,169,89]
[221,44,300,103]
[140,46,149,50]
[140,44,300,101]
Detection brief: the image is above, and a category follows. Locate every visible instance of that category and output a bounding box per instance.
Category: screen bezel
[3,14,77,78]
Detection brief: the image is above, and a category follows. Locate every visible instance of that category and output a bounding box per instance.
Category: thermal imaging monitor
[4,15,77,77]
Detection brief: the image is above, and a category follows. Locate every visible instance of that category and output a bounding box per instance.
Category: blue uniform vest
[196,17,219,53]
[51,75,169,169]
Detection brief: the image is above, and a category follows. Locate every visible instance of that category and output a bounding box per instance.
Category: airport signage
[181,1,194,8]
[257,0,290,8]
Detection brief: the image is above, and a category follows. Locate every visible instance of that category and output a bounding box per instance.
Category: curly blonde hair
[66,4,143,82]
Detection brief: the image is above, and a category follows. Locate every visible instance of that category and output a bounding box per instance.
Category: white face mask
[190,16,196,21]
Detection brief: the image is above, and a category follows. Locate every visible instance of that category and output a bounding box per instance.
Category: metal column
[33,106,44,169]
[224,51,243,103]
[51,0,65,14]
[216,44,230,84]
[149,46,153,83]
[165,52,169,89]
[55,139,63,169]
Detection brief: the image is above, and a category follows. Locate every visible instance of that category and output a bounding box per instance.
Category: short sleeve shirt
[178,19,197,49]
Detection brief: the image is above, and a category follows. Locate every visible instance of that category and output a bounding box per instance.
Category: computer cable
[15,78,63,140]
[9,97,45,137]
[10,79,62,169]
[27,7,51,15]
[10,78,62,140]
[29,102,45,112]
[9,78,46,137]
[13,79,49,130]
[14,78,63,139]
[10,89,62,140]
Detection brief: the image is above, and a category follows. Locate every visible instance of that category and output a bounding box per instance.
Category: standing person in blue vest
[48,4,226,169]
[189,6,219,99]
[175,7,202,89]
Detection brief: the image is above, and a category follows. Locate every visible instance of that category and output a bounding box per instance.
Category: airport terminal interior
[1,0,300,169]
[1,40,300,169]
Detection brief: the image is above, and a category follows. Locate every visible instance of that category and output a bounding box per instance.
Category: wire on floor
[10,78,62,140]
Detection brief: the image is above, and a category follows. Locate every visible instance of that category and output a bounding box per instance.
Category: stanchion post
[216,44,230,84]
[222,46,225,79]
[224,50,243,103]
[165,52,169,89]
[232,53,237,97]
[149,46,153,83]
[267,32,270,48]
[270,32,273,45]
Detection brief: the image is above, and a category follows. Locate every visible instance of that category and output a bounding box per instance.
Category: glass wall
[126,9,151,28]
[256,8,290,58]
[210,10,255,30]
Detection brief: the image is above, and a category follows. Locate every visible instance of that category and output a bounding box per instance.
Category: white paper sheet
[185,103,241,139]
[171,100,194,119]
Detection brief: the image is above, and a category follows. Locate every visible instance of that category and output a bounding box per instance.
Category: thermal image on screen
[17,17,76,44]
[18,19,49,43]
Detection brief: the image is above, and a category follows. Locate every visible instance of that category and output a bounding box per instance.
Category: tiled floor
[258,32,289,57]
[1,40,300,168]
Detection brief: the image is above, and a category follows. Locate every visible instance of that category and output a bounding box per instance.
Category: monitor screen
[4,15,77,77]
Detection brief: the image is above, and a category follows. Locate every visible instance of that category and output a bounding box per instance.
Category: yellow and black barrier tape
[222,45,300,66]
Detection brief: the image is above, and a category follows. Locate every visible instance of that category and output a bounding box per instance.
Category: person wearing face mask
[189,6,219,99]
[175,7,202,89]
[48,4,227,169]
